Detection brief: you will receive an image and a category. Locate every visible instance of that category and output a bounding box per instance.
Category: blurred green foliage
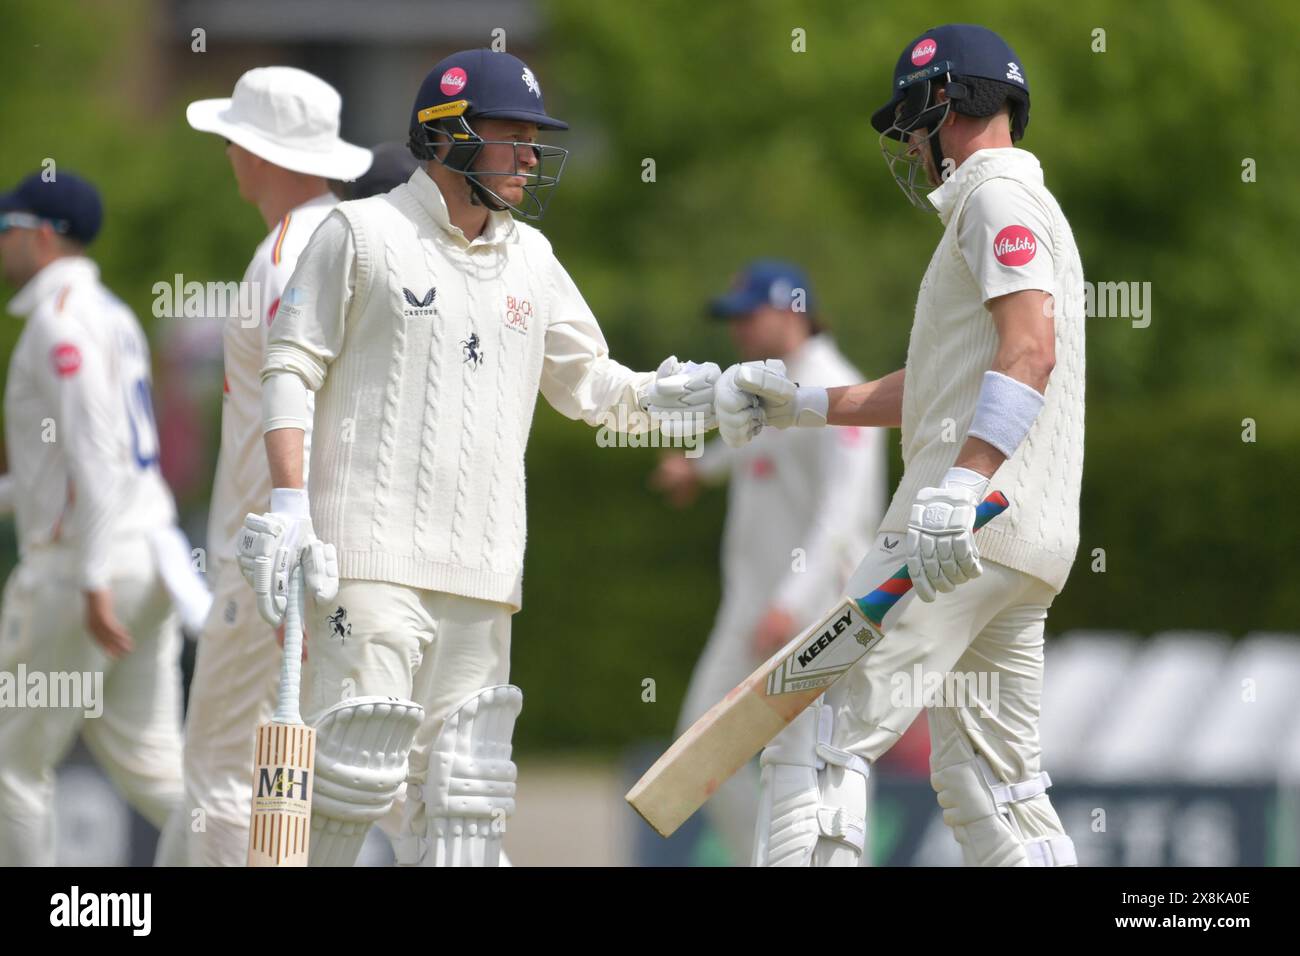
[1,1,1296,752]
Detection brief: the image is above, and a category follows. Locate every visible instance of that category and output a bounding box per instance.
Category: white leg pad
[931,753,1074,867]
[397,684,522,867]
[752,703,869,867]
[309,696,424,867]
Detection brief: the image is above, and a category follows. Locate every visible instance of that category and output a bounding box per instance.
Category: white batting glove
[237,488,321,626]
[301,537,339,604]
[639,355,720,437]
[734,359,828,429]
[715,363,763,447]
[905,467,990,603]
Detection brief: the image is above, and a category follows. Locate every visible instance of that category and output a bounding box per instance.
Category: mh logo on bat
[258,767,310,801]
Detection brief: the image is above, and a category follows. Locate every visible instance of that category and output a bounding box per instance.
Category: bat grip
[273,563,305,725]
[857,491,1010,626]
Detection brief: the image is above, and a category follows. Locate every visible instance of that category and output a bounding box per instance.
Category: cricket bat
[247,563,315,866]
[626,491,1009,837]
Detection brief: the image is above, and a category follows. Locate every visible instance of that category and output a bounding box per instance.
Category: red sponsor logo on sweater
[751,456,775,479]
[51,343,82,376]
[993,225,1037,266]
[505,294,532,334]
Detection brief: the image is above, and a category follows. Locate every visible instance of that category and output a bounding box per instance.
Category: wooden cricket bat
[247,564,315,866]
[626,492,1009,837]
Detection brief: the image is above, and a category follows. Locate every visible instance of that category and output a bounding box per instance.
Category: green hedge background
[1,1,1296,752]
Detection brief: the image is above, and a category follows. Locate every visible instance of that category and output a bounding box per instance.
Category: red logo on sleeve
[51,343,82,376]
[993,225,1037,266]
[911,39,937,66]
[267,296,281,326]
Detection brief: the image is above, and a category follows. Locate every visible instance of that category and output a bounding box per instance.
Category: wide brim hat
[187,66,372,180]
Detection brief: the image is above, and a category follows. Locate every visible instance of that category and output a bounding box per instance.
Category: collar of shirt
[7,255,100,319]
[926,147,1043,226]
[406,165,517,249]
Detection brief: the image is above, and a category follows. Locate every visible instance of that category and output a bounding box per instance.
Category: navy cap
[870,24,1028,134]
[0,172,103,245]
[410,49,568,134]
[709,260,816,319]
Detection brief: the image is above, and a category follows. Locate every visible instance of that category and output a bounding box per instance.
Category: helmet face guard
[878,66,954,211]
[409,101,568,221]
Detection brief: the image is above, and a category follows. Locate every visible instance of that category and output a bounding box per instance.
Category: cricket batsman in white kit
[0,172,207,865]
[236,49,718,866]
[157,67,372,866]
[652,260,886,864]
[716,24,1084,867]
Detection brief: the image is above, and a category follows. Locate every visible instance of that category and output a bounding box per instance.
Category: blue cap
[709,260,816,319]
[0,171,103,245]
[870,24,1029,134]
[410,49,568,134]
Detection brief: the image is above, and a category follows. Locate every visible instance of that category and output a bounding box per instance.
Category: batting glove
[733,359,828,429]
[639,355,720,437]
[715,363,763,448]
[905,467,989,603]
[237,488,330,626]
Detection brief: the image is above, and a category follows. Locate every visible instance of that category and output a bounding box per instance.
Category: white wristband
[270,487,310,517]
[967,370,1045,458]
[793,386,829,427]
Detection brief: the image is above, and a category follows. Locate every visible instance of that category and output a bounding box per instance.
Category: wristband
[967,370,1045,458]
[270,487,310,517]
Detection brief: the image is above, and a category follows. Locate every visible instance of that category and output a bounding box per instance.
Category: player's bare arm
[954,289,1055,478]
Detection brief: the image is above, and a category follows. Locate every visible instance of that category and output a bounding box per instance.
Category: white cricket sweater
[263,168,653,610]
[878,148,1086,592]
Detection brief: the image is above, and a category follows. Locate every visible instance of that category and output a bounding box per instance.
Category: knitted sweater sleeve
[539,254,655,430]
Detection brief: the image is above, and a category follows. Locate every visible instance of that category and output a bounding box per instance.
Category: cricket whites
[626,492,1010,837]
[247,564,315,866]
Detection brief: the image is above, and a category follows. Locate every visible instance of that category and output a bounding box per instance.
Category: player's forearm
[826,368,905,428]
[266,427,305,490]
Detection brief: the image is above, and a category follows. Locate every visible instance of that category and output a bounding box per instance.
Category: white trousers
[300,580,512,840]
[0,537,184,866]
[157,559,280,866]
[826,532,1070,861]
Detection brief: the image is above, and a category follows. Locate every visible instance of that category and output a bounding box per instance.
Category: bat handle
[273,563,306,726]
[856,491,1010,627]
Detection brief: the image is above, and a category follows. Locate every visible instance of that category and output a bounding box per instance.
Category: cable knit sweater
[878,148,1085,592]
[263,168,653,610]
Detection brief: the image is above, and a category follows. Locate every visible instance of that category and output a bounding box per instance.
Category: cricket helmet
[871,25,1031,209]
[407,49,568,220]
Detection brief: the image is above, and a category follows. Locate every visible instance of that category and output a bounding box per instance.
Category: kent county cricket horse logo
[327,606,351,643]
[462,333,485,368]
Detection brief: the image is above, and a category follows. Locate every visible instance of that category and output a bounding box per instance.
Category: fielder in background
[650,260,886,865]
[237,49,717,867]
[716,24,1085,867]
[0,172,207,865]
[155,67,372,866]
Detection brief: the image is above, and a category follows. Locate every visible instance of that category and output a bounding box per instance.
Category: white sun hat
[186,66,373,180]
